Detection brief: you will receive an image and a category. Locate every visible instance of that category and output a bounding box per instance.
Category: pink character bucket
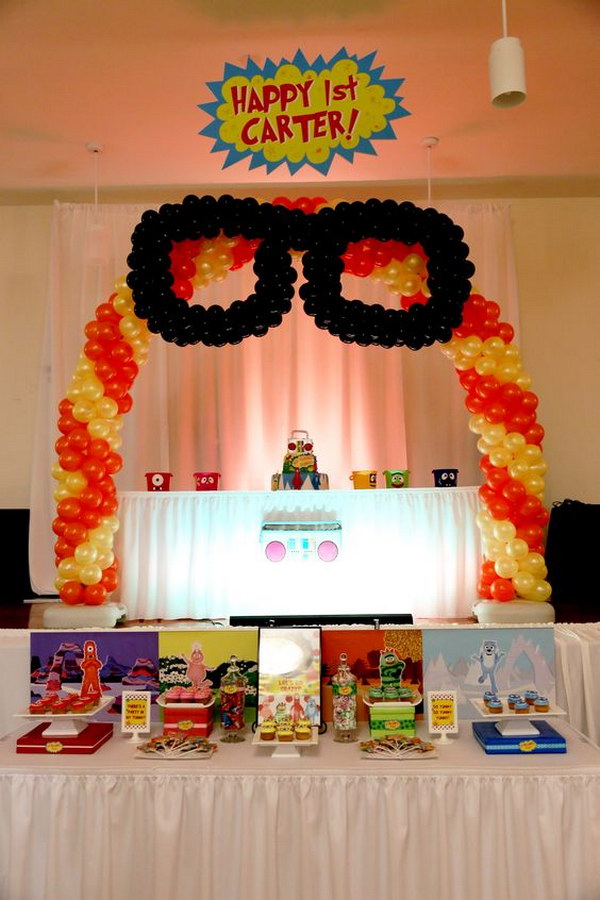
[145,472,173,492]
[193,471,221,491]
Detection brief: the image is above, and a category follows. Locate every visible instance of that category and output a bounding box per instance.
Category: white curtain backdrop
[29,199,519,601]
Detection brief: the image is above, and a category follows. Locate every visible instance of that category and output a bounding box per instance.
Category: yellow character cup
[350,470,377,489]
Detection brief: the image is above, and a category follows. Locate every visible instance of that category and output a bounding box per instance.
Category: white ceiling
[1,0,599,197]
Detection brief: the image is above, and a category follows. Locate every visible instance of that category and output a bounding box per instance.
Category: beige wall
[0,196,598,509]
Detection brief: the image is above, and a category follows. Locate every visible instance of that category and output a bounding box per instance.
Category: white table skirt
[113,487,482,620]
[1,719,599,900]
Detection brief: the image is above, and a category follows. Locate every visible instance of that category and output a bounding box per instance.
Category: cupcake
[534,696,550,713]
[507,694,521,710]
[50,698,71,714]
[70,698,89,714]
[383,686,399,701]
[368,687,383,704]
[29,699,51,714]
[166,686,182,703]
[514,700,529,714]
[295,724,312,741]
[483,691,497,707]
[398,687,414,701]
[277,726,294,742]
[487,699,503,715]
[260,720,276,741]
[524,690,539,706]
[180,690,195,704]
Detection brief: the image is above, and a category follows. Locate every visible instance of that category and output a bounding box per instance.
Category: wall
[0,196,598,509]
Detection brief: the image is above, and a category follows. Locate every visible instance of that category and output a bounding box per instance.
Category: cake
[271,429,329,491]
[534,697,550,712]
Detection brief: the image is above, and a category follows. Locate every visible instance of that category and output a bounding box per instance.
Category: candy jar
[219,655,247,743]
[331,652,358,742]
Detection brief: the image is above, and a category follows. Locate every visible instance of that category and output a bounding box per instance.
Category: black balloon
[126,196,474,349]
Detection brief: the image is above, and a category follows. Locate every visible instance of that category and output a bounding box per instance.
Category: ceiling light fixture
[489,0,526,108]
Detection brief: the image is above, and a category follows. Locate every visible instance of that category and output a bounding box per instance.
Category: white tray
[363,690,422,709]
[157,692,215,710]
[359,736,438,760]
[15,695,113,736]
[136,736,217,760]
[470,698,566,719]
[253,726,318,757]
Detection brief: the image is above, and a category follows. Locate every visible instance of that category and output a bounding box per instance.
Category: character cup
[432,468,459,487]
[350,470,377,489]
[145,472,173,492]
[193,472,221,491]
[383,469,410,489]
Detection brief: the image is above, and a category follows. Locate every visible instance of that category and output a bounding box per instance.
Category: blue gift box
[472,720,567,754]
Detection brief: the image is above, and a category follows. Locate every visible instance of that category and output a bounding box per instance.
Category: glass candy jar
[331,652,358,742]
[219,655,247,742]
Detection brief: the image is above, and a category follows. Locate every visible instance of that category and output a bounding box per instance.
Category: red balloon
[458,370,480,392]
[520,391,539,413]
[60,581,84,605]
[81,458,106,483]
[88,439,110,460]
[80,487,103,509]
[58,398,73,416]
[52,516,68,537]
[95,302,120,323]
[501,478,527,504]
[490,578,516,601]
[95,322,119,344]
[479,455,494,475]
[97,477,117,496]
[483,401,508,424]
[478,484,496,505]
[487,468,510,491]
[110,341,134,365]
[101,567,119,592]
[57,498,82,521]
[99,497,119,516]
[55,436,69,455]
[59,449,84,472]
[54,538,74,559]
[488,496,512,520]
[80,509,102,529]
[84,339,106,361]
[63,521,87,545]
[94,358,118,383]
[83,584,107,606]
[525,424,545,445]
[475,376,500,400]
[477,580,493,599]
[497,322,514,343]
[536,507,550,527]
[498,382,522,409]
[104,452,123,475]
[103,379,128,400]
[506,412,535,434]
[517,496,542,519]
[119,361,139,384]
[57,413,77,435]
[117,394,133,414]
[67,427,90,451]
[517,524,545,547]
[465,394,485,414]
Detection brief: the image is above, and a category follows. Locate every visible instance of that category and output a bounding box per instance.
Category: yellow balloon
[88,418,111,440]
[493,520,517,542]
[480,423,506,446]
[74,542,99,566]
[81,377,104,402]
[76,353,95,375]
[512,571,536,595]
[79,563,102,586]
[507,460,530,481]
[95,397,119,419]
[88,525,114,548]
[519,553,547,577]
[481,337,504,357]
[524,579,552,602]
[474,357,498,376]
[489,447,513,467]
[51,462,67,482]
[503,432,526,454]
[64,471,87,495]
[515,372,532,389]
[96,550,115,569]
[101,514,120,533]
[495,556,519,579]
[119,315,142,339]
[524,474,545,494]
[460,336,483,359]
[113,293,134,316]
[107,433,123,451]
[53,485,72,502]
[483,539,504,561]
[505,538,529,560]
[469,414,486,434]
[72,399,95,423]
[57,557,80,580]
[496,363,521,382]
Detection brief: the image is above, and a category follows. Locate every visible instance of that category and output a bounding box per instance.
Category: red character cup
[145,472,173,491]
[193,472,221,491]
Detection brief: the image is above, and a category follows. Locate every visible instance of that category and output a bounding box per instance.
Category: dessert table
[113,487,482,620]
[1,718,599,900]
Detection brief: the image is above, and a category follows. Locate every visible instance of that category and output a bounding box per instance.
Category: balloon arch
[51,196,551,608]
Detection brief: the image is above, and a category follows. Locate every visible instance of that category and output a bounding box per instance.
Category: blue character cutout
[472,640,505,695]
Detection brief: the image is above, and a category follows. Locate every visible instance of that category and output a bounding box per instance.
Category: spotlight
[489,0,526,108]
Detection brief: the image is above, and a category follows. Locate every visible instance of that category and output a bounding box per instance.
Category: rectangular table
[113,487,482,620]
[1,718,599,900]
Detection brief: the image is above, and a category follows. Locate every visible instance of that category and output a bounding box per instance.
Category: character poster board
[321,628,423,722]
[257,628,321,727]
[158,630,258,720]
[422,625,556,722]
[30,631,160,722]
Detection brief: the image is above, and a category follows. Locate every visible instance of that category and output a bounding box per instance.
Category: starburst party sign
[199,49,410,175]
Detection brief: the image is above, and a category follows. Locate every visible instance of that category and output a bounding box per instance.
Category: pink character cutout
[182,643,214,691]
[79,640,103,699]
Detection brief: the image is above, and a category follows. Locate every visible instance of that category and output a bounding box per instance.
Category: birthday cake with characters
[271,429,329,491]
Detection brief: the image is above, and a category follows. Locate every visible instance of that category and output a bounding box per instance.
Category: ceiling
[1,0,599,200]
